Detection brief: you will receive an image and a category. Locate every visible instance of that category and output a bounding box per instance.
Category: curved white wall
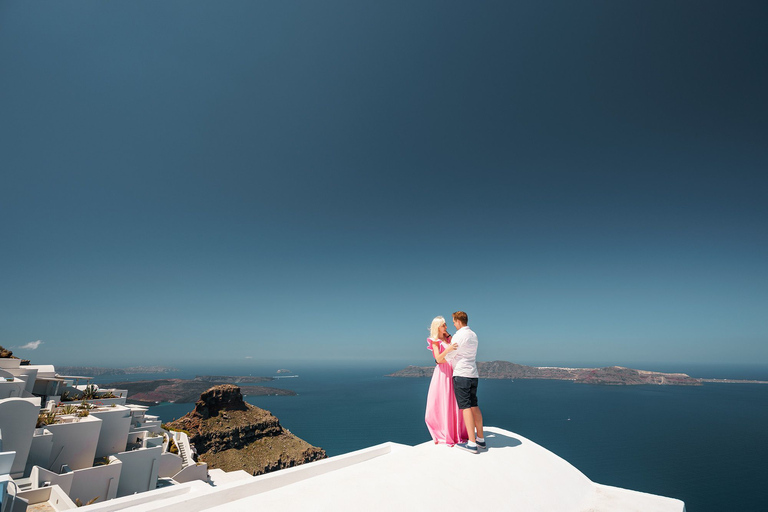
[0,397,40,476]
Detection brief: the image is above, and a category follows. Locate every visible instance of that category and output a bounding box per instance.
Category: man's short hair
[452,311,468,325]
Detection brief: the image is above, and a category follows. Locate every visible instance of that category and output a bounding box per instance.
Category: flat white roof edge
[153,442,404,512]
[81,480,210,512]
[87,441,403,512]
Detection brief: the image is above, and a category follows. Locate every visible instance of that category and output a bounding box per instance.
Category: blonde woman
[424,316,468,445]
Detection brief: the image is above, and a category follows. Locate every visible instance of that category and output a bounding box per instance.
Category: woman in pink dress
[424,316,468,445]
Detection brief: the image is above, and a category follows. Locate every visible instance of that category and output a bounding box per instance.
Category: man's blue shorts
[453,376,478,409]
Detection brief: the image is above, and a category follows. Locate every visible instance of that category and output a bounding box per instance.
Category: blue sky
[1,1,766,369]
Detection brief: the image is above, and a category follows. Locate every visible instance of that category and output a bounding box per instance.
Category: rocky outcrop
[166,385,326,476]
[0,345,30,365]
[193,385,249,419]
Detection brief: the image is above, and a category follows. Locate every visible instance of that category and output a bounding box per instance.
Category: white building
[0,360,199,511]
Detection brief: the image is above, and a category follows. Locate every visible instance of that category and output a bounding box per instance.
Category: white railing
[172,432,194,468]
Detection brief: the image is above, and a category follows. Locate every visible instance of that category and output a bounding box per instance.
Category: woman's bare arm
[431,339,455,364]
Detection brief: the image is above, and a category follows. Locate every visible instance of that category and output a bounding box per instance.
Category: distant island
[105,375,296,405]
[56,365,179,376]
[194,375,275,384]
[699,378,768,384]
[388,361,708,386]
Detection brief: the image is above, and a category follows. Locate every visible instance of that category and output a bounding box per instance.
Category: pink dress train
[424,338,468,445]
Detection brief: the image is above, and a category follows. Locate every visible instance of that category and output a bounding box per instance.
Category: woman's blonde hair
[429,316,447,340]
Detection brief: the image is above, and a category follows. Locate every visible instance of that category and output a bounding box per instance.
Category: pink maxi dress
[424,337,468,445]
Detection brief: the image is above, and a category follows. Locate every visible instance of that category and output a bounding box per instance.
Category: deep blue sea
[95,363,768,512]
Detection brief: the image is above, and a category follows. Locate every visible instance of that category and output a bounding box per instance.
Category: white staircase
[172,432,194,467]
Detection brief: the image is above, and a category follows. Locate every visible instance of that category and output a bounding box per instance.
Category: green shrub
[36,411,58,428]
[60,405,78,415]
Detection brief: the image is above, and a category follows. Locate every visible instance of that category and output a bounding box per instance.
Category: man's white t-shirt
[445,326,479,378]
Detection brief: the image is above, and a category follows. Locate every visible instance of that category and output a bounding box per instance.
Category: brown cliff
[0,345,30,365]
[166,385,326,476]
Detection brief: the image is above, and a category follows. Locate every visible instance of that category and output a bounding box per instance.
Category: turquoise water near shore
[97,363,768,511]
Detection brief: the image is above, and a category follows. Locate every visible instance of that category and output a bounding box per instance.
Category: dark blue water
[97,364,768,512]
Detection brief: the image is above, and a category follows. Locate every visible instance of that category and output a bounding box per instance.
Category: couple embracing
[425,311,485,454]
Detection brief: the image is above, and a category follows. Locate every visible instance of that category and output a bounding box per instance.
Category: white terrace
[1,358,209,512]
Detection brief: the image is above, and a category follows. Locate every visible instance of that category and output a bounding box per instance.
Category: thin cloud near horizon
[18,340,43,350]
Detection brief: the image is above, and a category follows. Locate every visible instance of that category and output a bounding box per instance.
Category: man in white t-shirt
[445,311,485,454]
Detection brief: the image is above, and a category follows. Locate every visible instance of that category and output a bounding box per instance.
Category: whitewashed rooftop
[81,426,685,512]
